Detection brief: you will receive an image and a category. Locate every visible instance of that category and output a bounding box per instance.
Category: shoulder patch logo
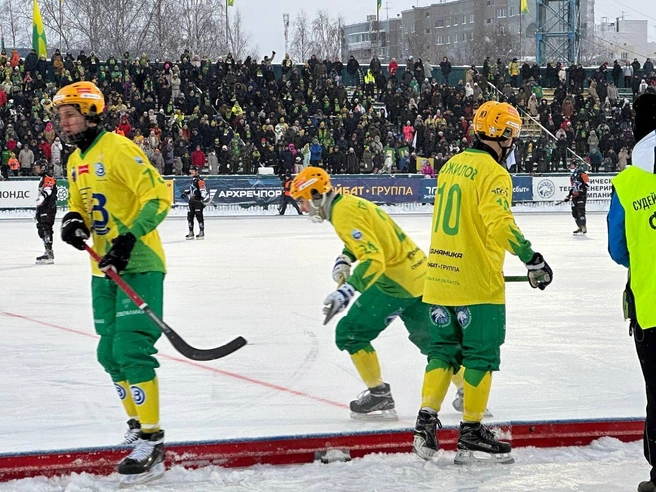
[352,229,363,240]
[134,156,144,165]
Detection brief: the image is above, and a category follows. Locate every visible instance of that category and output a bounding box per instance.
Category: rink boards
[0,418,643,481]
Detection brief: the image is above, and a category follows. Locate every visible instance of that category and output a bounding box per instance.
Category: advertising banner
[511,176,533,201]
[175,177,283,206]
[586,175,613,200]
[532,176,571,202]
[0,180,39,208]
[332,177,422,204]
[56,178,69,207]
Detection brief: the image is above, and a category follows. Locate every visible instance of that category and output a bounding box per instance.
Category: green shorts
[335,284,435,356]
[91,272,164,384]
[427,304,506,372]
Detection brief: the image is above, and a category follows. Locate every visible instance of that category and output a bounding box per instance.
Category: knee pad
[187,210,194,222]
[113,330,159,383]
[97,335,122,380]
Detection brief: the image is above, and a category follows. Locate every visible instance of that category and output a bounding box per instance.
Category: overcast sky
[238,0,656,59]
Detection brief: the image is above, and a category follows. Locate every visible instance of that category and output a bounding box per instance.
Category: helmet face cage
[290,167,332,222]
[53,82,105,144]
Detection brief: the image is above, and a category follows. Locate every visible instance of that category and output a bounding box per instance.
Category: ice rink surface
[0,210,650,490]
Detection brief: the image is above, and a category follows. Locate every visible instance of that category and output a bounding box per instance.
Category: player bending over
[290,167,470,421]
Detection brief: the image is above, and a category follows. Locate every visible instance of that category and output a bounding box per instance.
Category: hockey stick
[504,275,529,282]
[323,275,529,325]
[84,244,247,361]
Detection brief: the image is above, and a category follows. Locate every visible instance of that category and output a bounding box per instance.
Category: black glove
[525,252,553,290]
[98,233,137,273]
[181,190,189,199]
[61,211,90,250]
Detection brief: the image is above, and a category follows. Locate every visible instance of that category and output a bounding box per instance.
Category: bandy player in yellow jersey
[290,167,470,420]
[55,81,171,486]
[414,101,553,465]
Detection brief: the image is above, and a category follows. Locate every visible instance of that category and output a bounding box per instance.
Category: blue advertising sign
[511,176,533,202]
[174,177,283,206]
[331,177,423,204]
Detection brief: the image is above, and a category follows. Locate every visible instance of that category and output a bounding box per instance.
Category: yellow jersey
[330,194,426,298]
[423,149,534,305]
[67,130,171,276]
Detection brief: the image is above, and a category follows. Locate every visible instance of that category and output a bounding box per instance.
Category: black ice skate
[349,383,397,420]
[451,389,493,417]
[454,422,514,465]
[185,232,195,240]
[118,430,165,487]
[639,480,656,492]
[412,408,442,460]
[196,231,205,240]
[35,250,54,265]
[119,419,141,446]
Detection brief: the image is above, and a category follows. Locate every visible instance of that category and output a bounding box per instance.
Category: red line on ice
[0,311,348,409]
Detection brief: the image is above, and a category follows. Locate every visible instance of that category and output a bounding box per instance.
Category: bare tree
[1,0,30,49]
[289,9,314,63]
[146,0,185,60]
[311,10,342,60]
[404,31,430,62]
[178,0,226,59]
[227,9,252,61]
[6,0,254,60]
[450,26,513,66]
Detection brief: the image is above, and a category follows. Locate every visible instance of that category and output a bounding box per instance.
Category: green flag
[377,0,381,10]
[228,0,234,6]
[32,0,47,58]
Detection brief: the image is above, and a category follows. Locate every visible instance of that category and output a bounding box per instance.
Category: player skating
[416,101,553,465]
[55,81,171,487]
[564,160,589,235]
[33,160,57,264]
[181,166,208,240]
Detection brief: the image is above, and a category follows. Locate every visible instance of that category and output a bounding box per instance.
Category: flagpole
[519,0,523,62]
[376,0,379,58]
[59,0,62,52]
[225,0,229,50]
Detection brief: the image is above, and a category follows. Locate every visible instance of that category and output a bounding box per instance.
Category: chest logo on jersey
[79,164,89,175]
[351,229,363,240]
[95,162,106,177]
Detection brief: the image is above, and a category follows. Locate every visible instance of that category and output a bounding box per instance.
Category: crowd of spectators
[0,46,649,180]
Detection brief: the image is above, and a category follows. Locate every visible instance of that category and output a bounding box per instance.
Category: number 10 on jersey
[434,183,462,236]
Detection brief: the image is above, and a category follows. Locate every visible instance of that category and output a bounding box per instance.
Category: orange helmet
[473,101,521,140]
[290,166,332,201]
[53,81,105,116]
